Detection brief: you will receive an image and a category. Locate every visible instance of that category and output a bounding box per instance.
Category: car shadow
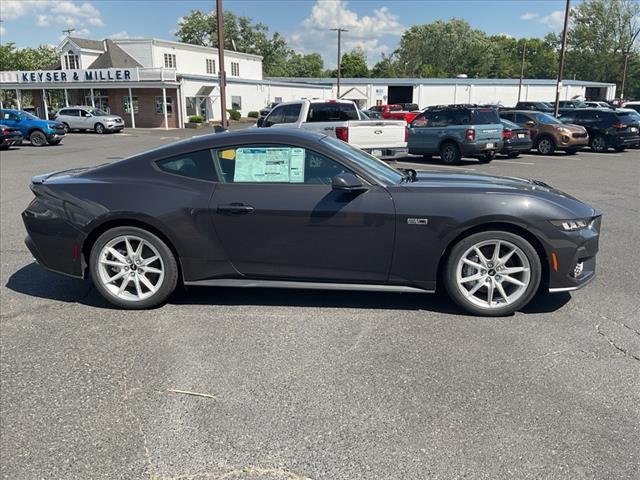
[7,262,572,316]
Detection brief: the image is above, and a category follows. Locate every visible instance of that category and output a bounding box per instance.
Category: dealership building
[0,35,616,128]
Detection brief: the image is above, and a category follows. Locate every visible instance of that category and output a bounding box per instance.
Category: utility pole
[554,0,570,117]
[517,41,527,103]
[330,28,348,99]
[620,51,630,100]
[216,0,228,128]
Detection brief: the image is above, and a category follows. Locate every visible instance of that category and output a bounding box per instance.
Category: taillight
[1,128,8,135]
[612,122,627,129]
[502,129,513,140]
[465,128,475,141]
[335,126,349,142]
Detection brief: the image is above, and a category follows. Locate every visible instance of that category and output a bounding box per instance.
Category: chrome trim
[184,278,433,293]
[548,272,596,292]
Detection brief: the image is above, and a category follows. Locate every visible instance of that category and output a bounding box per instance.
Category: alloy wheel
[455,239,531,310]
[591,136,606,152]
[97,235,165,302]
[538,138,552,154]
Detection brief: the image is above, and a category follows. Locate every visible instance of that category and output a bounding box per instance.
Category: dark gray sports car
[23,129,600,315]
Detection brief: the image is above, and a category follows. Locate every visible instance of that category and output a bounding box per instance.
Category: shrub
[247,111,259,118]
[227,109,241,121]
[188,115,203,123]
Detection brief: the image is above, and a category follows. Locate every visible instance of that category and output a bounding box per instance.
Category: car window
[427,111,451,127]
[451,110,471,125]
[1,111,20,121]
[471,108,500,125]
[533,112,562,125]
[156,150,217,181]
[214,145,352,185]
[307,103,359,122]
[412,114,427,127]
[264,105,286,125]
[282,104,302,123]
[61,109,79,116]
[501,119,521,130]
[389,105,402,112]
[499,112,514,122]
[576,110,597,122]
[514,113,532,124]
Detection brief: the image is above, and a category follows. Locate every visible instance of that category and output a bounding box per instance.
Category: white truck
[256,99,408,158]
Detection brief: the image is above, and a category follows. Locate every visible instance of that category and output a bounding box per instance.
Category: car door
[408,111,445,153]
[575,110,598,136]
[516,112,540,139]
[79,109,93,129]
[209,143,396,282]
[66,109,81,129]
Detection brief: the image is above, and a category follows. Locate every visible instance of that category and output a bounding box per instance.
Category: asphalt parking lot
[1,129,638,479]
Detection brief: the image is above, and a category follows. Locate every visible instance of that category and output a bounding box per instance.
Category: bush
[227,109,241,121]
[247,111,259,118]
[188,115,203,123]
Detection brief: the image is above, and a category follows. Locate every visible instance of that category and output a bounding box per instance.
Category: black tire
[536,136,555,155]
[507,152,521,158]
[443,230,542,316]
[94,123,105,134]
[62,122,70,133]
[29,130,47,147]
[614,146,626,152]
[478,151,496,163]
[48,139,62,145]
[90,226,178,309]
[565,148,579,155]
[440,142,461,165]
[590,134,608,152]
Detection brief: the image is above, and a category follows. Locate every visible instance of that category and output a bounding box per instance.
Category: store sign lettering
[17,68,138,83]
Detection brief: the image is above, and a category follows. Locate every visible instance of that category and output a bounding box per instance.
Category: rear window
[156,150,217,181]
[307,102,359,122]
[471,108,500,125]
[615,112,639,123]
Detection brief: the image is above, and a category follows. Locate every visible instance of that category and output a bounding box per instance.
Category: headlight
[550,218,591,231]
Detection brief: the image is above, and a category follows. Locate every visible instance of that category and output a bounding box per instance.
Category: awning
[339,87,368,101]
[195,85,216,97]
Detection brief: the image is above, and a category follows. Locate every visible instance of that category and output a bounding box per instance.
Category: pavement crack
[596,324,640,362]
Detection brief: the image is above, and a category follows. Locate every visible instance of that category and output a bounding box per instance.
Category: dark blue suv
[0,109,66,146]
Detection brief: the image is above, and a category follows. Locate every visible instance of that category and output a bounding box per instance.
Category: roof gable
[88,40,142,69]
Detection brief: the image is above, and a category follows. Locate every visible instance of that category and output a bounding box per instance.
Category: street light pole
[620,51,630,100]
[216,0,228,128]
[330,28,348,99]
[517,41,527,103]
[554,0,571,117]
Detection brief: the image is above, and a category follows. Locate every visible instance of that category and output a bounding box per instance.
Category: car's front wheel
[536,136,555,155]
[94,123,105,134]
[444,231,541,316]
[29,130,47,147]
[90,226,178,309]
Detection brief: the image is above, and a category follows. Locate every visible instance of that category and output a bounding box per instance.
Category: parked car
[0,109,65,146]
[54,106,124,134]
[361,108,382,119]
[257,99,407,158]
[0,123,23,149]
[514,101,554,113]
[622,101,640,113]
[259,101,280,118]
[584,101,613,109]
[499,119,532,158]
[559,100,588,109]
[22,106,58,119]
[407,105,503,164]
[22,128,601,315]
[499,110,588,155]
[558,108,640,152]
[369,104,420,123]
[615,108,640,148]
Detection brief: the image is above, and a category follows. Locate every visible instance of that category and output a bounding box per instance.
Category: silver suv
[55,106,124,134]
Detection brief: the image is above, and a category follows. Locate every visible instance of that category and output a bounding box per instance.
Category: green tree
[371,54,402,77]
[0,43,59,71]
[287,53,324,77]
[339,48,369,78]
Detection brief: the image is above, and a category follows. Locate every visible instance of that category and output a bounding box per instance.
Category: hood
[555,123,586,132]
[43,119,65,129]
[97,115,123,121]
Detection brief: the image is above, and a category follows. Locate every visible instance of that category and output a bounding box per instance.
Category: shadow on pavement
[7,262,572,316]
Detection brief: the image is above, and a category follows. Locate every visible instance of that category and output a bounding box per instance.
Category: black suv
[514,101,554,113]
[559,109,640,152]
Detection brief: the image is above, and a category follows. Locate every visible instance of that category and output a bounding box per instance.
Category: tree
[371,54,402,77]
[287,53,324,78]
[0,43,59,71]
[339,48,369,78]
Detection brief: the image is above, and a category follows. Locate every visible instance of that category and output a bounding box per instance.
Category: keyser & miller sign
[16,68,139,83]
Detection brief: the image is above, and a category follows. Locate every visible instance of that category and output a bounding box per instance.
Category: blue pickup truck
[0,109,66,146]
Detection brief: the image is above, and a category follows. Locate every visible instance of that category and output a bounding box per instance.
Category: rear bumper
[1,134,22,146]
[500,139,532,153]
[363,147,409,158]
[610,134,640,147]
[460,140,503,155]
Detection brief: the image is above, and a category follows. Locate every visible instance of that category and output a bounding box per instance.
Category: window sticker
[233,147,306,183]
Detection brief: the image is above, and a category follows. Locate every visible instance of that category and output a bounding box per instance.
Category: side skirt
[183,278,434,294]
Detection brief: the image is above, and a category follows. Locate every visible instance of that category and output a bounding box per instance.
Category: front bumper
[104,124,124,131]
[45,132,65,141]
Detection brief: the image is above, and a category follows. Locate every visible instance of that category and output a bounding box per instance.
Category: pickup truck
[256,99,407,157]
[0,109,66,146]
[368,104,421,123]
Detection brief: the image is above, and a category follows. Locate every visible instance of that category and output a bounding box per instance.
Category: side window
[156,150,217,181]
[282,104,302,123]
[451,110,470,125]
[214,145,352,185]
[428,111,451,127]
[412,114,427,127]
[265,105,285,126]
[500,113,513,122]
[514,113,530,124]
[576,111,595,122]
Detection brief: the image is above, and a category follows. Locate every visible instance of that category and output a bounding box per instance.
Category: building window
[231,96,242,111]
[231,62,240,76]
[274,97,283,103]
[122,96,139,114]
[155,96,173,115]
[375,99,383,106]
[64,51,79,69]
[164,53,176,68]
[206,58,216,75]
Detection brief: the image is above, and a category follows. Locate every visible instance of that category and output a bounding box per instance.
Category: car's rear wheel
[478,151,495,163]
[90,226,178,309]
[536,136,555,155]
[614,146,626,152]
[94,123,105,134]
[440,142,461,165]
[29,130,47,147]
[590,135,608,152]
[444,231,541,316]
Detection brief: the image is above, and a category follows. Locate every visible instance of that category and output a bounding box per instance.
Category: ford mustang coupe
[22,129,600,315]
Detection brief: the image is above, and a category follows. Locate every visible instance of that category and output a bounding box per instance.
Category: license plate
[518,133,526,138]
[372,149,382,157]
[486,143,494,149]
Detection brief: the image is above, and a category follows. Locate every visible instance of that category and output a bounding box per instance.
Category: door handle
[217,203,255,214]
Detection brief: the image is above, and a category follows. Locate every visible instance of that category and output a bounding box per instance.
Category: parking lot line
[496,160,535,165]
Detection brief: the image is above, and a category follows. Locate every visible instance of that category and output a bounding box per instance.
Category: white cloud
[0,0,104,33]
[88,17,104,27]
[289,0,404,68]
[540,10,565,30]
[0,25,6,37]
[109,30,130,39]
[0,0,28,20]
[520,12,539,21]
[36,14,50,27]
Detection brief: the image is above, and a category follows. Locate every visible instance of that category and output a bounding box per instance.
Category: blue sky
[0,0,575,66]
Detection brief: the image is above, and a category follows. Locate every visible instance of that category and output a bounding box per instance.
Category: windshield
[88,108,109,116]
[617,111,640,122]
[321,136,404,184]
[534,112,562,125]
[21,111,39,120]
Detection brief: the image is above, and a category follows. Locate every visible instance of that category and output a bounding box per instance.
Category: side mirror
[526,120,536,127]
[332,173,367,192]
[256,117,264,127]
